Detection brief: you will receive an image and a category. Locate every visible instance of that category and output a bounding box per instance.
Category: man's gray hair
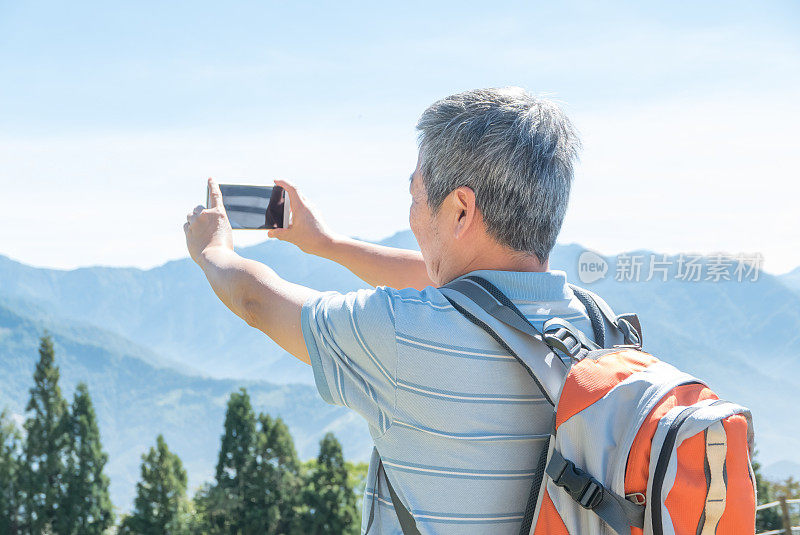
[415,87,580,263]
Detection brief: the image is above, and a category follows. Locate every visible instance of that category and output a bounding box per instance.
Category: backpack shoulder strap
[364,457,422,535]
[439,275,569,405]
[568,283,643,347]
[383,459,421,535]
[567,284,607,348]
[438,275,563,535]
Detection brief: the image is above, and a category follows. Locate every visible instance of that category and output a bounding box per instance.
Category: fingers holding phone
[206,182,289,230]
[207,178,225,211]
[184,178,234,265]
[267,179,337,256]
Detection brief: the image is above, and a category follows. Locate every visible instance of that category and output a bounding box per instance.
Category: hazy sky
[1,1,798,273]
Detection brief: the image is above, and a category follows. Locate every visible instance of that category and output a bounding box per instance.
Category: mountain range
[0,272,372,510]
[781,266,800,296]
[1,230,798,510]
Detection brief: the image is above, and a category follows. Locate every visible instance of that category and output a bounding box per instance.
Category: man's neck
[444,252,549,285]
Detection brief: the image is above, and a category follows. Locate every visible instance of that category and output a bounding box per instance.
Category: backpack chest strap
[547,449,645,534]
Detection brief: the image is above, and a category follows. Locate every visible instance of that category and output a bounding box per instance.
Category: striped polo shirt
[300,268,600,534]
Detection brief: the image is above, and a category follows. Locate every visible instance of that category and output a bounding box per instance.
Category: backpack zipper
[609,377,704,502]
[650,405,701,534]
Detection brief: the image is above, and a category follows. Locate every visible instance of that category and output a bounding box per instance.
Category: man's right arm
[266,179,435,291]
[316,233,434,291]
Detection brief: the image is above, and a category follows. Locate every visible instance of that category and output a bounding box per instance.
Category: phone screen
[208,184,287,229]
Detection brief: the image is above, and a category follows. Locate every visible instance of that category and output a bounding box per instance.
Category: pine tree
[210,388,256,534]
[345,460,370,518]
[60,383,114,534]
[302,432,359,534]
[22,334,70,534]
[190,483,227,535]
[119,434,188,535]
[0,409,23,535]
[241,414,303,534]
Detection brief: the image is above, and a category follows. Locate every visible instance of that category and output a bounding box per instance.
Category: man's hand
[182,177,318,364]
[266,178,433,290]
[184,178,234,265]
[266,179,338,256]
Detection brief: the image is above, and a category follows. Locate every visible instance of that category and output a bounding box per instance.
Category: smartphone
[207,183,291,230]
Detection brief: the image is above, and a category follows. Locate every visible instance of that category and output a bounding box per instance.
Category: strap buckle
[547,457,604,509]
[542,318,601,360]
[543,327,582,359]
[615,313,642,347]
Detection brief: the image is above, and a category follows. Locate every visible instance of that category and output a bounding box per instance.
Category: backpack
[369,274,756,535]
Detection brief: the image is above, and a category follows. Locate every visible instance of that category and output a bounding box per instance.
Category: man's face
[409,156,445,286]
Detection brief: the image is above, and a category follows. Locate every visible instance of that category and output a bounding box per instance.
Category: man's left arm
[199,247,319,365]
[184,178,320,365]
[186,179,400,433]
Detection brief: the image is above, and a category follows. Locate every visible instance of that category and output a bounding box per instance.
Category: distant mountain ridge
[0,295,373,512]
[0,234,381,385]
[780,266,800,295]
[1,230,799,509]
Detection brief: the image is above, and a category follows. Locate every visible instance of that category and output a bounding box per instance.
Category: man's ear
[452,185,477,239]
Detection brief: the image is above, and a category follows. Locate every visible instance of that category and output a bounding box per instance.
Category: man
[184,87,610,534]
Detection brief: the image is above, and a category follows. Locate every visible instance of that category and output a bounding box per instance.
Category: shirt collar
[453,269,571,302]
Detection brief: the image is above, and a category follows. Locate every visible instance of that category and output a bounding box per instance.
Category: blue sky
[1,1,798,272]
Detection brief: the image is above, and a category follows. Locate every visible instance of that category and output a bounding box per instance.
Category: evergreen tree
[60,383,114,534]
[189,483,226,535]
[21,334,69,534]
[0,409,23,535]
[119,434,188,535]
[242,414,303,534]
[302,432,359,534]
[209,388,256,534]
[345,460,370,517]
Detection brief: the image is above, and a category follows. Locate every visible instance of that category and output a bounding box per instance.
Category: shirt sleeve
[300,285,398,436]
